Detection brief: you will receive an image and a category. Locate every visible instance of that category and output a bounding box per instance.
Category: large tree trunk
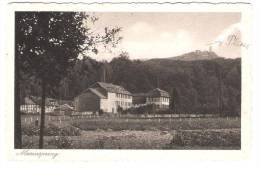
[39,79,46,149]
[14,56,22,148]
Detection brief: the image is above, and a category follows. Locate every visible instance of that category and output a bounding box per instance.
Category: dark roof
[22,96,67,106]
[57,100,74,106]
[88,88,106,99]
[54,104,73,111]
[92,82,131,95]
[31,96,58,106]
[147,88,170,98]
[21,97,37,105]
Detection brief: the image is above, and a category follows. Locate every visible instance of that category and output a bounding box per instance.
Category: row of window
[115,101,132,107]
[147,97,169,102]
[20,105,56,110]
[116,93,132,99]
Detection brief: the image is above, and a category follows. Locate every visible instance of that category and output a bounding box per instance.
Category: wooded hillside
[22,53,241,116]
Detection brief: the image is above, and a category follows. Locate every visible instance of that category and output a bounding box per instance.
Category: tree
[170,87,179,113]
[15,12,121,148]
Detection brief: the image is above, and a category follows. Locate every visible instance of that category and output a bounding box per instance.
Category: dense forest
[21,51,241,116]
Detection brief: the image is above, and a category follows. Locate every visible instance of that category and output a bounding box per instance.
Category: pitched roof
[55,104,74,111]
[88,88,107,99]
[21,97,37,105]
[57,100,74,106]
[92,82,131,95]
[22,96,62,106]
[147,88,170,98]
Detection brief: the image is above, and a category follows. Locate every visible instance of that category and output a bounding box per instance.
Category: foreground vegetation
[73,117,240,131]
[166,129,240,149]
[21,116,240,149]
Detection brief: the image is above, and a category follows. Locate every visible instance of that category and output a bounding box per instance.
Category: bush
[168,130,240,148]
[22,123,81,136]
[48,136,73,149]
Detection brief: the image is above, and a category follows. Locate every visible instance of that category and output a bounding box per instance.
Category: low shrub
[168,130,240,148]
[47,136,73,149]
[22,123,81,136]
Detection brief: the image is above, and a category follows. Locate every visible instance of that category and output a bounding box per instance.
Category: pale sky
[86,12,241,61]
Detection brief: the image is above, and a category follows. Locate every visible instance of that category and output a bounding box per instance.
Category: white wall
[100,92,133,113]
[20,105,56,114]
[146,97,170,106]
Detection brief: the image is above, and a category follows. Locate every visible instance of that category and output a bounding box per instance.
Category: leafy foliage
[51,55,240,116]
[23,54,241,116]
[48,136,73,149]
[16,12,121,148]
[168,129,240,148]
[22,123,81,136]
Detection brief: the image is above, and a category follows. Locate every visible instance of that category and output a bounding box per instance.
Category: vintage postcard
[3,1,253,164]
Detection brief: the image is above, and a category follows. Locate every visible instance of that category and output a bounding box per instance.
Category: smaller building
[146,88,170,109]
[132,88,170,109]
[54,104,74,115]
[20,96,41,114]
[20,96,65,114]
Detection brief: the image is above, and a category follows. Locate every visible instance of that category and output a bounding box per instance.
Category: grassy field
[21,116,241,149]
[73,117,240,131]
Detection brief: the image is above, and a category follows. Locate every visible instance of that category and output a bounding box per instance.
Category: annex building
[133,88,170,109]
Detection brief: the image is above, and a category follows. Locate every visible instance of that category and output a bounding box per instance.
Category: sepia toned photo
[14,11,244,150]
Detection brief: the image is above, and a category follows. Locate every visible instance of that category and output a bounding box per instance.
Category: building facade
[20,96,62,114]
[133,88,170,109]
[146,88,170,109]
[74,82,132,114]
[20,97,41,114]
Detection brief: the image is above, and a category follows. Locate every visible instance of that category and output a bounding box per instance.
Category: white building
[146,88,170,109]
[20,96,59,114]
[20,97,41,114]
[74,82,132,114]
[133,88,170,109]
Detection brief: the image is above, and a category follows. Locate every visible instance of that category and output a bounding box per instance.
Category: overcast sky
[87,12,241,61]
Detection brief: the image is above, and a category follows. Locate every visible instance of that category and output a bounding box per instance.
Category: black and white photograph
[14,11,244,150]
[4,1,260,169]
